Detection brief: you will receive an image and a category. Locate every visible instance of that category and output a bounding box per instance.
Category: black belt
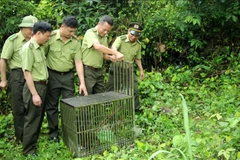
[48,68,72,75]
[84,65,101,71]
[11,68,22,71]
[34,80,48,85]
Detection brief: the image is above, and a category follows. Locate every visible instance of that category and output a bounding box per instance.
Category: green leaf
[218,121,229,127]
[232,15,238,22]
[135,140,145,150]
[97,129,116,144]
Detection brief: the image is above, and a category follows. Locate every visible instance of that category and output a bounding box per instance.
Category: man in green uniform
[44,16,87,142]
[0,15,38,143]
[106,22,145,111]
[81,14,123,94]
[20,21,52,156]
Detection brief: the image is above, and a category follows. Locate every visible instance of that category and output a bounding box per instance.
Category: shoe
[135,109,142,114]
[24,152,38,157]
[49,136,59,142]
[31,153,38,157]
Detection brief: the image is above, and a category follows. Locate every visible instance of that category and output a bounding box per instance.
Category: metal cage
[60,62,135,157]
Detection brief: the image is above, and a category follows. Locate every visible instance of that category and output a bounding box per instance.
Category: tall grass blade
[171,148,188,160]
[148,150,172,160]
[180,93,193,160]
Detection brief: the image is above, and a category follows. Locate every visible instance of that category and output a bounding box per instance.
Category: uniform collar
[55,29,73,42]
[19,30,27,42]
[93,26,100,36]
[93,26,108,38]
[125,34,138,44]
[55,29,61,40]
[125,34,130,42]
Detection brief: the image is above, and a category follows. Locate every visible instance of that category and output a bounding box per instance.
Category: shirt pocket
[63,48,76,60]
[130,48,139,59]
[49,47,61,58]
[34,52,44,63]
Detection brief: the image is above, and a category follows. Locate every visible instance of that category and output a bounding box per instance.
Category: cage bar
[60,92,134,157]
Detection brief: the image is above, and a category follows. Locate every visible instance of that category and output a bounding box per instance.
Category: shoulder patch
[120,35,127,40]
[8,33,18,41]
[29,42,33,49]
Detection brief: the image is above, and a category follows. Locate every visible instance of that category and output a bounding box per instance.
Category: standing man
[106,22,144,111]
[0,15,38,143]
[21,21,52,156]
[45,16,87,142]
[81,14,123,94]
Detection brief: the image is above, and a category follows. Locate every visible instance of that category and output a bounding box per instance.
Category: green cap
[128,22,143,36]
[19,15,38,28]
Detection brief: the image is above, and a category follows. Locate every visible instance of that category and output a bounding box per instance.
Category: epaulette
[29,42,33,49]
[51,30,57,36]
[8,33,18,41]
[72,35,79,41]
[120,35,127,40]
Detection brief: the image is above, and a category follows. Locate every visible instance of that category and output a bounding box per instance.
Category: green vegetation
[0,0,240,159]
[1,64,240,159]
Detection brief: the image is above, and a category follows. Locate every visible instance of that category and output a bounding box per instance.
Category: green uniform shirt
[1,31,28,69]
[112,35,142,62]
[45,29,81,72]
[21,38,48,81]
[81,27,108,68]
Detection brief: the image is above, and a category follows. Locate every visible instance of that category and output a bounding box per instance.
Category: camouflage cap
[19,15,38,28]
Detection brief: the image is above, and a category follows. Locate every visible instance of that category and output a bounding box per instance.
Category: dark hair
[33,21,52,34]
[62,16,78,28]
[99,15,114,26]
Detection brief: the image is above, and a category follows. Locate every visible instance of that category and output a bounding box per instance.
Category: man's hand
[0,80,7,90]
[79,84,88,96]
[116,52,124,61]
[32,94,42,107]
[109,54,117,62]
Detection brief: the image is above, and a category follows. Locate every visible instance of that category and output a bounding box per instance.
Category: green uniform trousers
[105,67,140,110]
[84,66,105,94]
[22,82,47,155]
[8,68,25,142]
[45,69,74,138]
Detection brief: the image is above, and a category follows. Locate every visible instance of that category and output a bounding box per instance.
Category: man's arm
[24,71,42,107]
[93,43,124,60]
[135,59,144,81]
[75,59,88,96]
[0,58,8,89]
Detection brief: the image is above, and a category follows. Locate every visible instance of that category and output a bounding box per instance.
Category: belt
[84,65,101,71]
[34,80,48,85]
[11,68,22,71]
[48,68,72,75]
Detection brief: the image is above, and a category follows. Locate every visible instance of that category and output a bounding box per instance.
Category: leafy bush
[0,0,36,50]
[0,89,11,115]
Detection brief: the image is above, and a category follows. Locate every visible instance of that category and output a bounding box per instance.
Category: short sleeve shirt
[112,35,142,62]
[81,27,108,68]
[21,38,48,81]
[45,29,81,72]
[1,31,27,69]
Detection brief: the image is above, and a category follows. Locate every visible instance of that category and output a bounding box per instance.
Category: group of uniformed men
[0,14,144,156]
